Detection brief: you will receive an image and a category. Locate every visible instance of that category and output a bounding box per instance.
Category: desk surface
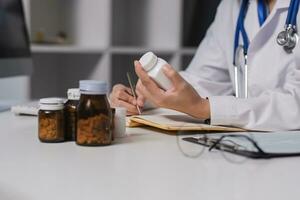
[0,111,300,200]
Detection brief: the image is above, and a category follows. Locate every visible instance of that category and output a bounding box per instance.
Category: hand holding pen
[109,74,145,115]
[126,72,142,114]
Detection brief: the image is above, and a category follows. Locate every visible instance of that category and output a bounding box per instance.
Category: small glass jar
[64,88,80,141]
[77,80,113,146]
[38,98,65,143]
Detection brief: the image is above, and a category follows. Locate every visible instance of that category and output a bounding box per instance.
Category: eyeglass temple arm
[208,135,267,155]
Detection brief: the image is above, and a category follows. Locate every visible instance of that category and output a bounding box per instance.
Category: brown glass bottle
[76,81,112,146]
[38,98,65,143]
[64,88,80,141]
[111,108,115,141]
[65,100,79,141]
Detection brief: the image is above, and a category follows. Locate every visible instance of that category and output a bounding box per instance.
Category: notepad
[127,113,244,132]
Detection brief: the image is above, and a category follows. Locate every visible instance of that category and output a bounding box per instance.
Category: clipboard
[183,132,300,159]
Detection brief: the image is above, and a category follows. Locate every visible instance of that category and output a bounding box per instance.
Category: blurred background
[0,0,221,106]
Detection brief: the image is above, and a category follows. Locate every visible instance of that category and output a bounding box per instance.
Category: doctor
[110,0,300,131]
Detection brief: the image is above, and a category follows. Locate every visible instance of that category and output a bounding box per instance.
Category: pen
[126,72,142,115]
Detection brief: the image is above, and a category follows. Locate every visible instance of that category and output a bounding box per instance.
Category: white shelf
[111,0,181,49]
[109,46,198,55]
[31,45,197,55]
[22,0,205,99]
[110,46,177,54]
[31,44,106,54]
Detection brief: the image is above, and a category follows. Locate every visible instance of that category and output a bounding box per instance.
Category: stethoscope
[233,0,300,98]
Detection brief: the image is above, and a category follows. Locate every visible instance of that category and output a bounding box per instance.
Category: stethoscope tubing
[292,0,300,26]
[257,0,268,26]
[233,0,299,98]
[234,0,299,65]
[286,0,295,25]
[234,0,250,66]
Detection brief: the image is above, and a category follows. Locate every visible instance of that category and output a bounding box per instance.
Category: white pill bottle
[139,52,173,90]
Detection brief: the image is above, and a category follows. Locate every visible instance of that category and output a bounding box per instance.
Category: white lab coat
[180,0,300,131]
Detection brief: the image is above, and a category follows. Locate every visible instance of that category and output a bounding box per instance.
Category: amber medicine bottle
[76,80,113,146]
[38,98,65,143]
[65,88,80,141]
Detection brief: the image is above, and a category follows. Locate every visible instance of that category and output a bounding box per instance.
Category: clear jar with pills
[38,98,65,143]
[64,88,80,141]
[77,80,113,146]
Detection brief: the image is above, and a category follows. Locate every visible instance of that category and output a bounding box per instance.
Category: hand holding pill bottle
[139,52,173,90]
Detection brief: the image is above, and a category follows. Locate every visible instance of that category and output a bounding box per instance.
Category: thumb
[162,64,184,87]
[136,94,145,107]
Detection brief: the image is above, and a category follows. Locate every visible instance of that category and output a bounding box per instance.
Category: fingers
[110,84,141,115]
[111,84,136,105]
[113,84,132,93]
[134,61,153,86]
[134,60,164,97]
[113,84,133,96]
[127,111,138,116]
[135,80,146,107]
[115,99,139,114]
[136,94,145,107]
[135,77,163,107]
[110,98,140,116]
[162,64,185,89]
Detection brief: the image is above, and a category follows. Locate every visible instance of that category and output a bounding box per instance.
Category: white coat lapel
[248,0,290,55]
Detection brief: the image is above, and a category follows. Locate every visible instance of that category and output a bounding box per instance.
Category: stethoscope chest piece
[277,26,299,53]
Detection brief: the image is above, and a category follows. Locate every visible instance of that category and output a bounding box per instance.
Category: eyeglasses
[207,134,267,158]
[182,133,300,161]
[182,134,269,162]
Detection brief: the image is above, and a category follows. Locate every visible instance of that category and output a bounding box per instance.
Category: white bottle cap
[139,52,158,71]
[39,98,64,110]
[67,88,80,100]
[79,80,108,95]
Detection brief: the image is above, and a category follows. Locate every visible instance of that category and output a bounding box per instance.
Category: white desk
[0,111,300,200]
